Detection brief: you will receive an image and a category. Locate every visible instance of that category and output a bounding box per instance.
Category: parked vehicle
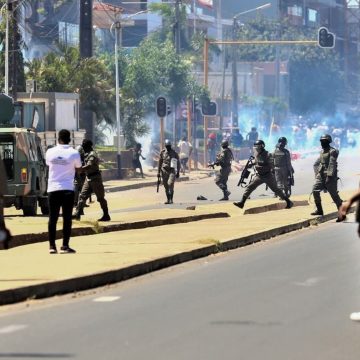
[0,125,48,216]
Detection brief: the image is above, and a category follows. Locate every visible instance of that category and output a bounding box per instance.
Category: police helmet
[320,134,332,143]
[164,139,172,147]
[278,137,287,145]
[221,140,229,148]
[82,139,93,152]
[82,139,93,148]
[254,139,265,148]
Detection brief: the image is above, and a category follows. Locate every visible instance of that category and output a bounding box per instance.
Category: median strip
[1,212,230,250]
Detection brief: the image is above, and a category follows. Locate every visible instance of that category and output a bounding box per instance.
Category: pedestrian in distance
[233,140,293,210]
[46,129,82,254]
[74,139,111,222]
[246,127,259,144]
[177,136,193,175]
[273,137,294,198]
[0,156,12,249]
[132,143,146,178]
[207,132,217,163]
[209,140,233,201]
[158,139,180,204]
[311,134,343,218]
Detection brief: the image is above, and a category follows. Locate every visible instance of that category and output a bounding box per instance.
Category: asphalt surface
[0,220,359,359]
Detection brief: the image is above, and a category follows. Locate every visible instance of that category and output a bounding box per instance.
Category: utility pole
[231,17,239,130]
[10,0,17,100]
[79,0,94,140]
[114,17,122,178]
[174,0,181,54]
[4,0,10,96]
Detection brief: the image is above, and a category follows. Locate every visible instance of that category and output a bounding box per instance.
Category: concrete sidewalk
[0,190,355,306]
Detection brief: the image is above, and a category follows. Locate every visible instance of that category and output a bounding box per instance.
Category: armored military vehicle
[0,126,49,216]
[0,93,48,216]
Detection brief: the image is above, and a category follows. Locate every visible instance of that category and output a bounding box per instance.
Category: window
[0,135,15,180]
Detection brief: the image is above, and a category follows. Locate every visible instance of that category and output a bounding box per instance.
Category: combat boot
[73,212,81,221]
[164,192,171,204]
[169,191,174,204]
[311,202,324,216]
[98,205,111,222]
[233,197,246,209]
[219,190,231,201]
[98,213,111,222]
[285,198,294,209]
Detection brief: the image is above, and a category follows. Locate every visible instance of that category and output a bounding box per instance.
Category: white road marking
[93,296,121,302]
[0,324,28,334]
[350,312,360,321]
[294,277,322,287]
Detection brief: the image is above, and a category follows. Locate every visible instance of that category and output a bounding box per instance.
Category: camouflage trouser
[274,167,290,196]
[215,167,231,192]
[243,173,287,200]
[161,170,176,195]
[77,177,108,212]
[312,175,342,209]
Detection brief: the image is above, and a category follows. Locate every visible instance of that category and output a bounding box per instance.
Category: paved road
[0,220,359,359]
[105,153,360,213]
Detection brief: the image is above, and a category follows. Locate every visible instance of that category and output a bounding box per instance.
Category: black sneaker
[49,247,57,254]
[60,246,76,254]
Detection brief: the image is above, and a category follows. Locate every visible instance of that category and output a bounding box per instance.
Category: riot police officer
[273,137,294,197]
[158,139,180,204]
[74,144,86,208]
[210,140,233,200]
[74,139,110,221]
[233,140,293,209]
[311,134,343,216]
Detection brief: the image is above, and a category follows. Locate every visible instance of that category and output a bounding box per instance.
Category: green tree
[233,17,344,115]
[25,46,116,126]
[0,0,26,94]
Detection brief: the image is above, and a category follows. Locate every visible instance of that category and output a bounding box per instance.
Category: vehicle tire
[23,197,38,216]
[40,206,49,215]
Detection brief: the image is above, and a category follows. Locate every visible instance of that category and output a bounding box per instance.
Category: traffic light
[167,105,172,116]
[192,98,199,112]
[156,96,167,117]
[318,27,335,48]
[201,100,217,116]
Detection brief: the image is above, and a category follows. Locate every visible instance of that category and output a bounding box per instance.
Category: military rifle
[237,156,255,187]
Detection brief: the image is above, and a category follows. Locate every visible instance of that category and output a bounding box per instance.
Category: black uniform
[158,147,180,204]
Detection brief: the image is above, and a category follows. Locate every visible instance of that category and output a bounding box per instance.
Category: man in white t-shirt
[46,129,82,254]
[177,137,193,175]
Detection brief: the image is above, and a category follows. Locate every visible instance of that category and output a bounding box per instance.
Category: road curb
[0,209,349,306]
[1,212,230,250]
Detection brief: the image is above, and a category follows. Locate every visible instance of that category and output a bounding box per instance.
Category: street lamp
[231,3,271,130]
[111,9,147,178]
